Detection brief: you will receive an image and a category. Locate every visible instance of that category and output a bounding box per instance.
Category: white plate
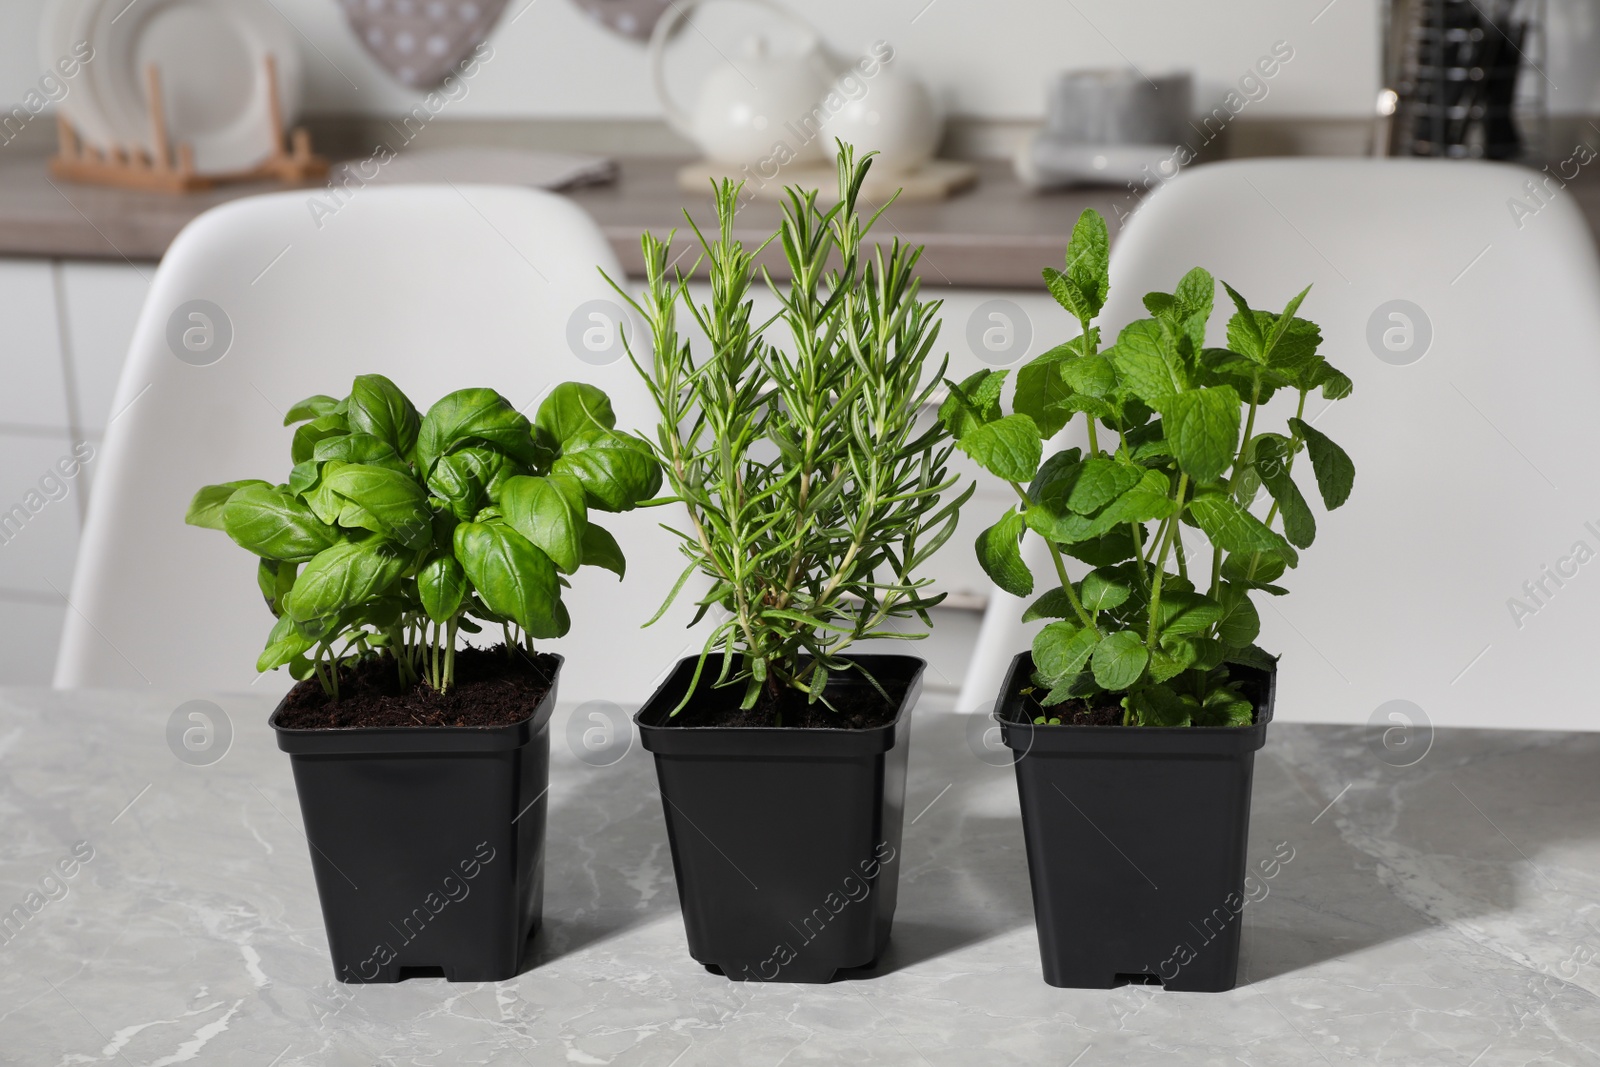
[74,0,301,173]
[37,0,116,149]
[1015,140,1185,190]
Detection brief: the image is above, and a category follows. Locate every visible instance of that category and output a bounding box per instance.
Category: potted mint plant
[947,210,1354,991]
[613,149,971,983]
[186,374,658,982]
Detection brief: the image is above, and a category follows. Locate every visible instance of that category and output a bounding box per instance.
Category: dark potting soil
[274,646,558,730]
[1021,692,1126,727]
[670,671,907,731]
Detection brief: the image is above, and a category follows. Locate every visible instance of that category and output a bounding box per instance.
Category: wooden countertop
[0,153,1123,289]
[8,150,1600,289]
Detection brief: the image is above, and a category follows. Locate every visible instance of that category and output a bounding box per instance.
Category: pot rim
[270,654,563,754]
[993,651,1274,756]
[634,653,924,733]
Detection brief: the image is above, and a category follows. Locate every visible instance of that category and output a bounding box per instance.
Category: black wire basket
[1385,0,1546,160]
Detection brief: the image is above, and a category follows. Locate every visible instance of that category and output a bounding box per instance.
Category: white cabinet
[59,262,152,436]
[0,259,147,683]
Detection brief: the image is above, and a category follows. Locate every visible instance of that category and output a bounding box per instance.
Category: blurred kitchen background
[1,0,1598,695]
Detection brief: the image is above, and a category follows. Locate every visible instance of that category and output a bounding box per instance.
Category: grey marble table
[1,687,1598,1066]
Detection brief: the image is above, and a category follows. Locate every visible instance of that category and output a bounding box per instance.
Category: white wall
[11,2,1600,129]
[8,0,1384,122]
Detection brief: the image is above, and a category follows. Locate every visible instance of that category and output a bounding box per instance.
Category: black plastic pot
[636,654,923,984]
[269,657,560,983]
[996,651,1273,992]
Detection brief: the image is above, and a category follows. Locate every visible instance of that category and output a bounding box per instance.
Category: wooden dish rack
[50,54,328,193]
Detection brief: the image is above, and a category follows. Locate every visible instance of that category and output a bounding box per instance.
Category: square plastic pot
[269,656,560,983]
[995,651,1273,992]
[636,654,923,984]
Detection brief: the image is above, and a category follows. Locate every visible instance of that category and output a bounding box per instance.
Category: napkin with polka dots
[341,0,509,88]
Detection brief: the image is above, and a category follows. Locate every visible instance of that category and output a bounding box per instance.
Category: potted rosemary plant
[616,149,971,983]
[949,210,1355,991]
[186,374,658,982]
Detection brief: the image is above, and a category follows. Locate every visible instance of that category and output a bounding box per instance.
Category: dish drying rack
[50,55,327,193]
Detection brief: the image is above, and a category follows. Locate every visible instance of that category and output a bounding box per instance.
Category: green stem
[1145,473,1189,648]
[1010,481,1094,629]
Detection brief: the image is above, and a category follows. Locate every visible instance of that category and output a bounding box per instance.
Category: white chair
[56,184,706,705]
[959,158,1600,731]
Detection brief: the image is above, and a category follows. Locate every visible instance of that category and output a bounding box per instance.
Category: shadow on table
[518,743,680,971]
[1238,726,1600,985]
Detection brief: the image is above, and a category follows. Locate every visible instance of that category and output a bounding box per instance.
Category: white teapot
[648,0,833,168]
[819,42,941,176]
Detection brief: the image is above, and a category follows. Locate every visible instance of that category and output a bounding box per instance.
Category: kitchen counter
[2,687,1598,1064]
[0,152,1168,288]
[8,149,1600,289]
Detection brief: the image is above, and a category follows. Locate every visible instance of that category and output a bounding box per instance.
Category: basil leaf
[535,382,616,449]
[323,464,432,549]
[454,521,567,638]
[287,539,408,629]
[222,486,341,563]
[581,522,626,578]
[500,473,588,574]
[417,388,539,476]
[347,374,421,456]
[550,429,661,512]
[186,480,271,530]
[284,395,340,426]
[417,554,466,624]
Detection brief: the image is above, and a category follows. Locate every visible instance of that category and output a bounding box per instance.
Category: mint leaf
[1254,434,1315,548]
[1153,589,1222,636]
[975,508,1033,597]
[1147,640,1199,685]
[1032,620,1100,684]
[1066,458,1142,515]
[1014,346,1074,438]
[1106,319,1184,405]
[1080,565,1134,610]
[1224,643,1279,671]
[1157,385,1241,484]
[1062,352,1116,397]
[1130,683,1193,726]
[1301,357,1354,400]
[1022,587,1074,622]
[1043,266,1095,322]
[959,414,1042,482]
[939,369,1006,439]
[1214,581,1261,647]
[1064,209,1110,318]
[1048,469,1177,544]
[1061,526,1139,567]
[1092,630,1148,690]
[1289,417,1354,509]
[1222,281,1264,361]
[1187,489,1299,567]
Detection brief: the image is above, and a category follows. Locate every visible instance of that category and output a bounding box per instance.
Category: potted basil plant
[947,210,1355,991]
[612,148,972,983]
[186,374,658,982]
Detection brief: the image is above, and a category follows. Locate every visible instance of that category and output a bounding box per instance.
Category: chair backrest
[56,184,706,705]
[960,158,1600,730]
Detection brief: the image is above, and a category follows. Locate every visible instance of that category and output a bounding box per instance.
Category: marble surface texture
[1,686,1599,1065]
